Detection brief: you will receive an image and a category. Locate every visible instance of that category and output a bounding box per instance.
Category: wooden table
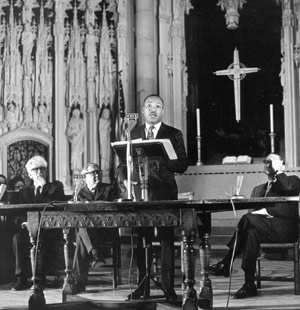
[2,197,297,310]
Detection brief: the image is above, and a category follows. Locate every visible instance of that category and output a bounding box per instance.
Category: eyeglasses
[263,159,271,164]
[84,170,101,176]
[31,166,47,173]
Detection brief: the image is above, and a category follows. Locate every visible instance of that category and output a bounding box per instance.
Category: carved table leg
[28,230,46,310]
[182,229,198,310]
[62,228,76,302]
[198,233,213,310]
[181,208,198,310]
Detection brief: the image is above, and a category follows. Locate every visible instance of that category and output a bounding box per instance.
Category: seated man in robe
[72,162,120,293]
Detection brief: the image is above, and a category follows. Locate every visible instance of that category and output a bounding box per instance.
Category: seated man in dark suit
[210,153,300,299]
[11,155,66,290]
[73,162,119,293]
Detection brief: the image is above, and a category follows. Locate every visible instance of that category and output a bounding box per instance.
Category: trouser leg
[158,227,174,290]
[73,230,90,284]
[13,230,30,279]
[77,228,93,253]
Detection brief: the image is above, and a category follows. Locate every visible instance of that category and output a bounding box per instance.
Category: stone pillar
[54,1,71,190]
[170,0,189,143]
[23,76,32,125]
[158,1,172,124]
[282,1,298,166]
[135,0,157,120]
[171,0,183,130]
[86,78,97,163]
[117,0,135,114]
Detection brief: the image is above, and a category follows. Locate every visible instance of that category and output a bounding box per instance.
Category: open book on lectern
[111,139,177,165]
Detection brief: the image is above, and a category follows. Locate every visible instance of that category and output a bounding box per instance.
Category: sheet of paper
[251,208,273,218]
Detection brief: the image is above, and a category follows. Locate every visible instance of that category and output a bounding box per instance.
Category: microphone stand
[126,129,133,200]
[125,113,138,201]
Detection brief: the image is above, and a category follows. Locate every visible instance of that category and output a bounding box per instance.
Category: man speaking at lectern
[125,94,188,301]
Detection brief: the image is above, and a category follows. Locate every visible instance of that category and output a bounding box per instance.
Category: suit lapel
[93,184,105,201]
[256,183,268,197]
[156,123,166,139]
[80,185,94,201]
[140,125,147,140]
[35,183,49,203]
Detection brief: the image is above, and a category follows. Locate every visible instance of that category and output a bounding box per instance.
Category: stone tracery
[0,0,190,187]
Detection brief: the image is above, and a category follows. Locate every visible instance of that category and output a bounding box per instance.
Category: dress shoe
[91,257,106,269]
[90,249,106,269]
[230,283,257,299]
[75,281,86,294]
[126,285,150,300]
[209,261,230,277]
[165,288,178,301]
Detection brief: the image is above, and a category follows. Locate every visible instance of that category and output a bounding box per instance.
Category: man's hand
[264,154,285,177]
[270,158,285,175]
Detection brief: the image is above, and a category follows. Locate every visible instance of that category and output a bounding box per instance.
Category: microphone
[126,113,138,134]
[72,174,86,203]
[231,175,245,199]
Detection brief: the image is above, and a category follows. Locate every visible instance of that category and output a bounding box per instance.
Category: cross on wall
[214,48,260,122]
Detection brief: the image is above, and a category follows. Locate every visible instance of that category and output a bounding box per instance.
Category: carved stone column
[158,1,172,124]
[135,0,157,117]
[23,76,33,125]
[117,0,135,113]
[86,79,97,163]
[54,1,71,189]
[282,0,298,166]
[171,0,183,131]
[171,0,185,134]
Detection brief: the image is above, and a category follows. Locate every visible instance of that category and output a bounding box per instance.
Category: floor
[0,249,300,310]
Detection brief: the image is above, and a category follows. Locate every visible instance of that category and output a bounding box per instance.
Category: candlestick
[196,136,203,166]
[269,132,276,153]
[196,108,201,136]
[269,104,274,133]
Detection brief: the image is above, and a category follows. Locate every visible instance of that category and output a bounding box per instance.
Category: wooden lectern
[111,139,177,201]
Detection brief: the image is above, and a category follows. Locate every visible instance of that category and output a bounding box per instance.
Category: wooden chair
[87,228,122,289]
[47,229,122,289]
[256,240,300,295]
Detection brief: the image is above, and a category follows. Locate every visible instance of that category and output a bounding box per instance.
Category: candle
[196,108,201,136]
[270,104,274,133]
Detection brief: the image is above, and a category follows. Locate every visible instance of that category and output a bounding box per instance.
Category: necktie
[147,125,155,140]
[36,186,41,200]
[264,182,273,197]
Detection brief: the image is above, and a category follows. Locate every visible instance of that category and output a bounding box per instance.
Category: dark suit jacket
[250,173,300,241]
[21,181,66,204]
[13,180,66,225]
[130,122,188,201]
[77,182,117,202]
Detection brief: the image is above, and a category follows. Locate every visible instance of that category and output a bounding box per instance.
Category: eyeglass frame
[83,169,101,177]
[30,166,47,173]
